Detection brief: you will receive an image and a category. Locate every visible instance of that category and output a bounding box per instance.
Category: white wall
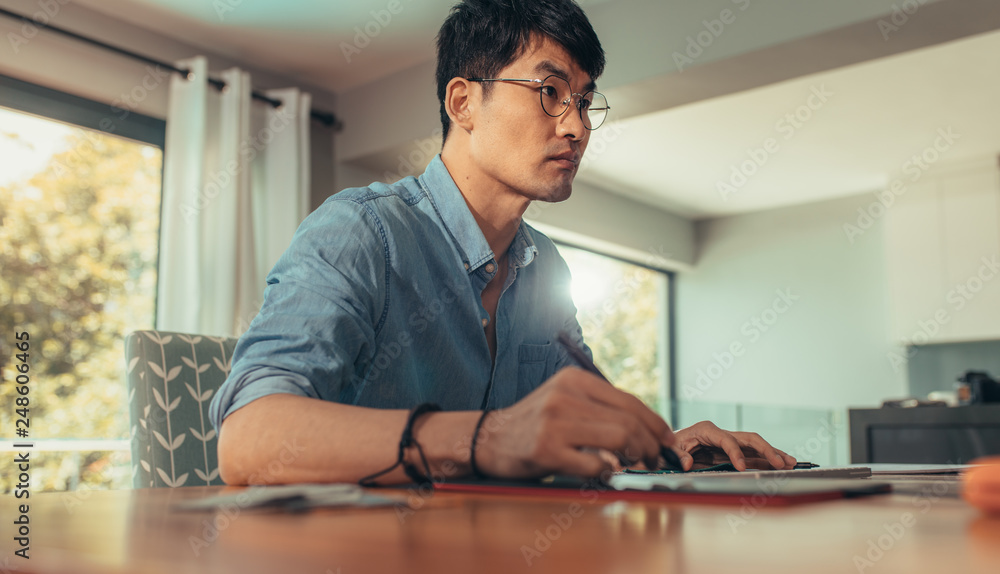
[676,193,906,410]
[527,179,695,270]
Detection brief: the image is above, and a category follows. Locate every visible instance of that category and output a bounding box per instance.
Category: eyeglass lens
[540,76,608,130]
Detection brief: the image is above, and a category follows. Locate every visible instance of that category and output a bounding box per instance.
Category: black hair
[435,0,605,143]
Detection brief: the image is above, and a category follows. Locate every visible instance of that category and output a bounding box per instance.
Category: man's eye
[540,85,559,98]
[579,97,593,110]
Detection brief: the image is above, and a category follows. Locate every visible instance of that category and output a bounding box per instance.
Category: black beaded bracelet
[359,402,442,487]
[469,409,493,479]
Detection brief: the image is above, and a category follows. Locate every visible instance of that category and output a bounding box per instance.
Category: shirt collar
[419,155,538,273]
[510,221,538,269]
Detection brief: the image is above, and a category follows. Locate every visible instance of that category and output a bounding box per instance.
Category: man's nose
[556,103,586,140]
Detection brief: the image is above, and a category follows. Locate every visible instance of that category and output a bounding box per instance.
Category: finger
[675,440,719,469]
[576,372,674,446]
[715,434,747,471]
[674,435,703,454]
[734,433,792,470]
[776,449,797,468]
[672,447,694,471]
[566,368,675,447]
[583,447,627,472]
[564,416,662,469]
[593,448,624,471]
[550,445,613,478]
[552,374,668,467]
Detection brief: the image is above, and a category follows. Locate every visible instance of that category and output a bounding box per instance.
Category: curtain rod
[0,7,341,129]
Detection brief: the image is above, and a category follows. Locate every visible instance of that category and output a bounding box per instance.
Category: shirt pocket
[517,343,555,399]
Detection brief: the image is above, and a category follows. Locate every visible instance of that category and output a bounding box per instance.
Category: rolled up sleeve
[209,196,389,429]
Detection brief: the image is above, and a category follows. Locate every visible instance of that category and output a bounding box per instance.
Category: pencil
[556,331,684,471]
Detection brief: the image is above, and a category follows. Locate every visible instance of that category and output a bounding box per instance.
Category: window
[555,243,673,416]
[1,75,164,492]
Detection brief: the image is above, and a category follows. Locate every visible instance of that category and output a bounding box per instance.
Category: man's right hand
[472,366,676,478]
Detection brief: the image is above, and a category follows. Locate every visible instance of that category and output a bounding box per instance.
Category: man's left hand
[671,421,797,471]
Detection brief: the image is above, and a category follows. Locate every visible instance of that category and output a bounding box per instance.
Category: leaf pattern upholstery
[125,330,236,488]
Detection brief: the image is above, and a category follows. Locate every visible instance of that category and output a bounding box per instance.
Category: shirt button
[485,262,496,273]
[481,318,488,327]
[463,262,470,270]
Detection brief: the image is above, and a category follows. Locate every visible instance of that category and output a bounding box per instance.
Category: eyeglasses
[467,74,610,130]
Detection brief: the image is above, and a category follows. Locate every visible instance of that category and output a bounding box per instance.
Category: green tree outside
[557,244,668,413]
[1,113,161,492]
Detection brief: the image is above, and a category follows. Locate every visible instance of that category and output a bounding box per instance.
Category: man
[209,0,796,485]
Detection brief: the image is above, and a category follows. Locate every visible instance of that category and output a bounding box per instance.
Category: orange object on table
[963,455,1000,514]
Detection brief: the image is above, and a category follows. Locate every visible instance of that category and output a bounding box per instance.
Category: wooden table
[2,484,998,573]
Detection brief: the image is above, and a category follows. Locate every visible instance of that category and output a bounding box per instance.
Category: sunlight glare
[569,264,614,309]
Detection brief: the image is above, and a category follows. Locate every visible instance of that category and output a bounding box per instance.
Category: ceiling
[66,0,1000,220]
[579,29,1000,218]
[71,0,456,93]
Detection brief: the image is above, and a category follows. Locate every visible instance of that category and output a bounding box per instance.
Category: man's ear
[444,77,476,132]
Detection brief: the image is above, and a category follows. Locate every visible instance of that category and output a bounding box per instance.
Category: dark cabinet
[849,404,1000,463]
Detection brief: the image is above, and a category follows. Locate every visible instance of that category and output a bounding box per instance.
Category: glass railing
[667,400,850,467]
[0,439,131,492]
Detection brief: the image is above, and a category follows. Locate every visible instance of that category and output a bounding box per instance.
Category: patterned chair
[124,330,237,488]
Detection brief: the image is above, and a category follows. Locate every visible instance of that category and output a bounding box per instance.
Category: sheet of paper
[174,483,402,512]
[607,474,891,497]
[854,463,973,475]
[618,466,872,480]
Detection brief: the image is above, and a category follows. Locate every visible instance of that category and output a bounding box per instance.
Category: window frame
[1,74,167,491]
[0,73,165,147]
[552,240,677,418]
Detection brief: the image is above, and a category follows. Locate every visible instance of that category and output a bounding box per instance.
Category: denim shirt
[209,155,590,429]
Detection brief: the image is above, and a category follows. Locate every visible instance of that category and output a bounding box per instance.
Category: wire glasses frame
[467,74,610,130]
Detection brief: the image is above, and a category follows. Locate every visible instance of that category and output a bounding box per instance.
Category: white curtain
[156,56,311,337]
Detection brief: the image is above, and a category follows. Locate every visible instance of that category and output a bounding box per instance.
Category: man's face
[468,35,593,204]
